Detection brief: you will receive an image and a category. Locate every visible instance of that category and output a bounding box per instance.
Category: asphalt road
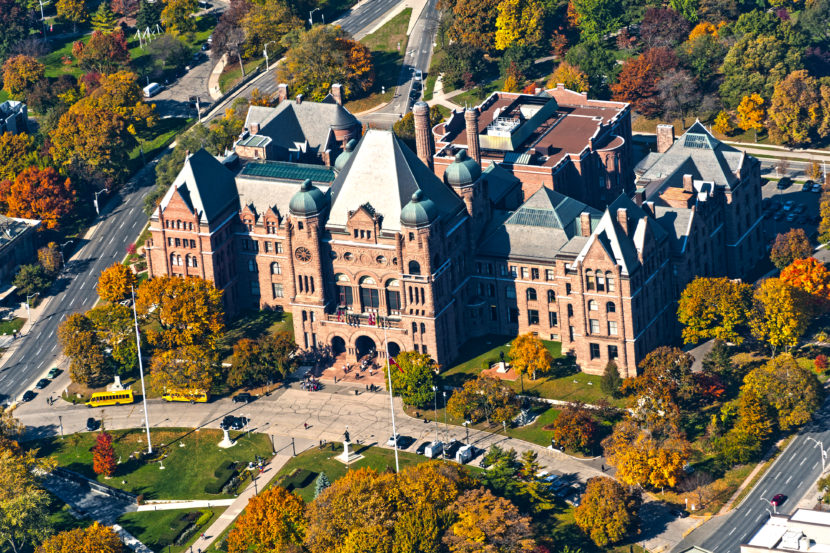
[336,0,402,37]
[0,167,157,404]
[679,396,830,553]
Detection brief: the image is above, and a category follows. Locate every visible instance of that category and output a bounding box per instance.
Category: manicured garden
[118,507,224,553]
[30,428,274,500]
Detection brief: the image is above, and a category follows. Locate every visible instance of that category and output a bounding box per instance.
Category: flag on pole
[389,356,403,373]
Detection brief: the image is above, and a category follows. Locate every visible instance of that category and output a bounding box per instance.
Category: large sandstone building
[144,86,764,377]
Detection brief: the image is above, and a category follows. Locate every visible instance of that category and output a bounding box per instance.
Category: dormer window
[243,218,253,231]
[266,222,277,234]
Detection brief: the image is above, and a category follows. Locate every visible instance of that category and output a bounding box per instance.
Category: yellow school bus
[161,389,209,403]
[86,389,134,407]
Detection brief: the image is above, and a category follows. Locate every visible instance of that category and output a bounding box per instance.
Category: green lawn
[218,58,262,94]
[220,309,294,362]
[344,8,411,113]
[118,507,224,553]
[0,317,25,336]
[506,405,560,446]
[450,77,506,107]
[129,117,193,172]
[30,428,274,500]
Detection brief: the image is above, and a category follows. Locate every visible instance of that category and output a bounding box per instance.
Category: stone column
[465,108,481,164]
[413,102,434,171]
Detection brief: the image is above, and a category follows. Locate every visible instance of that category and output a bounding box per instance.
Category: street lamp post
[442,391,448,444]
[807,437,828,472]
[58,415,63,438]
[263,41,277,72]
[463,420,470,445]
[432,385,438,444]
[309,7,320,25]
[58,240,73,268]
[93,189,107,215]
[25,292,39,316]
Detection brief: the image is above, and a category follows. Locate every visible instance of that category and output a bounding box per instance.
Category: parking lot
[761,177,823,243]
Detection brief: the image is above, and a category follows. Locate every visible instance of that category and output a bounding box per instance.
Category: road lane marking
[36,346,42,356]
[68,297,76,307]
[729,528,736,536]
[786,475,793,484]
[744,510,752,517]
[801,457,808,466]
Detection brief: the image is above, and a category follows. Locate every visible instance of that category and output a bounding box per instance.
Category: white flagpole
[131,285,153,454]
[383,321,400,473]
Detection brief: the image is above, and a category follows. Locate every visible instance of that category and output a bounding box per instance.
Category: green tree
[227,331,297,388]
[13,264,51,297]
[768,70,824,146]
[743,354,823,431]
[516,450,555,514]
[719,34,803,108]
[669,0,698,22]
[86,304,137,374]
[601,360,622,397]
[0,447,53,553]
[91,1,117,31]
[446,374,519,425]
[680,34,726,85]
[314,472,330,498]
[386,351,436,409]
[552,402,598,453]
[56,0,88,32]
[58,313,112,387]
[574,477,640,547]
[800,0,830,43]
[160,0,197,34]
[135,0,162,29]
[0,0,34,64]
[677,277,753,344]
[239,0,302,60]
[568,0,623,42]
[564,40,618,97]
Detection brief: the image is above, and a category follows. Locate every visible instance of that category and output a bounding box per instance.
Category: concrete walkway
[426,76,465,110]
[207,54,227,100]
[137,498,235,512]
[187,453,298,551]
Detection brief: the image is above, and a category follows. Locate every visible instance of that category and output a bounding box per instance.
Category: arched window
[586,269,595,291]
[526,288,537,301]
[169,253,176,266]
[271,262,281,275]
[408,261,421,275]
[385,279,401,314]
[588,299,598,311]
[547,290,555,303]
[176,254,182,266]
[248,259,256,272]
[606,272,616,292]
[359,276,379,311]
[176,220,181,229]
[606,301,616,313]
[412,322,418,333]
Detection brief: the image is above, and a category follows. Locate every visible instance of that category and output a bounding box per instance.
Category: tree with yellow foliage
[574,477,640,547]
[736,93,766,142]
[713,110,733,135]
[443,487,537,553]
[677,277,753,345]
[768,70,824,146]
[96,263,137,303]
[509,333,551,392]
[743,354,823,431]
[2,55,44,99]
[0,447,55,553]
[56,0,88,32]
[0,132,40,183]
[160,0,197,35]
[602,419,691,490]
[37,522,124,553]
[770,228,812,270]
[750,278,811,354]
[239,0,302,60]
[149,345,219,394]
[688,21,718,41]
[494,0,544,50]
[546,62,588,92]
[227,486,305,553]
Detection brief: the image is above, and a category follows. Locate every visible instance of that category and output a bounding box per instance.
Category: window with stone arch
[588,299,598,311]
[526,288,537,301]
[385,279,401,314]
[359,276,379,311]
[547,290,555,303]
[408,260,421,275]
[606,301,616,313]
[586,269,595,290]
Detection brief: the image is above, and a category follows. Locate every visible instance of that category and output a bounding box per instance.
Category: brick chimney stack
[465,108,481,164]
[277,83,288,103]
[616,208,629,235]
[580,212,592,237]
[656,124,675,154]
[330,83,343,105]
[683,174,693,192]
[413,101,434,171]
[295,94,303,104]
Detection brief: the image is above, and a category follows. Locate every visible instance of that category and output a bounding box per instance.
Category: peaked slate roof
[635,121,746,199]
[482,162,521,204]
[478,187,600,261]
[245,101,359,155]
[328,130,465,232]
[158,149,238,224]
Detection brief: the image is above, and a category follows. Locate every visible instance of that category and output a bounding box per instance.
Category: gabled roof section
[505,188,598,235]
[249,100,359,153]
[635,121,747,198]
[328,130,465,232]
[158,149,238,224]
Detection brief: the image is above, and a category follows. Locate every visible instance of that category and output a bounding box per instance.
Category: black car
[415,442,430,455]
[86,417,98,432]
[35,378,50,389]
[777,177,792,190]
[21,390,35,402]
[233,393,252,404]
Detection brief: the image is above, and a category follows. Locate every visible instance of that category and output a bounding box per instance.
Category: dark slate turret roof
[445,149,482,186]
[289,179,327,217]
[158,149,238,224]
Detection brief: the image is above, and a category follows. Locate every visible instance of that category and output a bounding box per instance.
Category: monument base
[335,450,363,464]
[218,428,236,448]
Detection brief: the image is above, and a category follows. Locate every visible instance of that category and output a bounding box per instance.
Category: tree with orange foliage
[611,48,680,116]
[72,30,130,74]
[96,263,137,303]
[546,61,588,92]
[2,55,45,98]
[37,522,125,553]
[0,167,75,230]
[227,486,305,553]
[92,432,116,477]
[781,257,830,304]
[688,21,718,41]
[770,228,812,270]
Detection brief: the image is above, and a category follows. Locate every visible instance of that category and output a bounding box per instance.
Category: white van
[143,83,162,98]
[424,441,443,459]
[455,444,473,464]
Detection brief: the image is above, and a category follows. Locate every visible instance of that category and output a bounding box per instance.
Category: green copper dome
[400,189,438,228]
[334,139,357,173]
[444,149,481,187]
[289,179,327,217]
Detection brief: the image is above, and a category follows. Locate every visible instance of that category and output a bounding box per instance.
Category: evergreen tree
[600,360,622,397]
[314,472,331,498]
[91,1,117,31]
[702,340,733,378]
[135,0,162,30]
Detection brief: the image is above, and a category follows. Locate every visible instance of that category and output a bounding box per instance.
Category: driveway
[145,52,214,118]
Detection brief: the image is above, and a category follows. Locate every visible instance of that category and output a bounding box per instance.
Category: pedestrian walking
[303,422,308,430]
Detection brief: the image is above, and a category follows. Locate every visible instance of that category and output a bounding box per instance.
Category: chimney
[464,108,481,165]
[330,83,343,106]
[683,173,693,192]
[616,208,628,235]
[295,94,303,104]
[633,189,646,206]
[277,83,288,103]
[656,124,675,154]
[250,122,260,134]
[580,212,592,237]
[412,101,434,171]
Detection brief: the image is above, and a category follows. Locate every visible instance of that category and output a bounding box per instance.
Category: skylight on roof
[683,134,711,149]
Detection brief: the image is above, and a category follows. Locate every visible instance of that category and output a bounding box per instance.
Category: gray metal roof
[158,149,238,224]
[328,130,465,232]
[481,162,521,204]
[0,215,38,252]
[245,100,358,155]
[635,121,747,198]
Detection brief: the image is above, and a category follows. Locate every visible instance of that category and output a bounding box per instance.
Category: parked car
[771,494,787,507]
[803,181,813,191]
[143,82,162,98]
[787,212,797,222]
[777,177,792,190]
[774,211,785,221]
[413,69,423,81]
[415,442,430,455]
[47,368,61,379]
[35,378,49,389]
[814,182,823,193]
[424,441,443,459]
[21,390,35,402]
[232,393,252,404]
[86,417,99,431]
[783,200,795,211]
[386,433,401,447]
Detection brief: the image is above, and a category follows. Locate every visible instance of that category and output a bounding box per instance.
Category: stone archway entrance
[387,341,401,359]
[355,335,376,359]
[331,336,346,355]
